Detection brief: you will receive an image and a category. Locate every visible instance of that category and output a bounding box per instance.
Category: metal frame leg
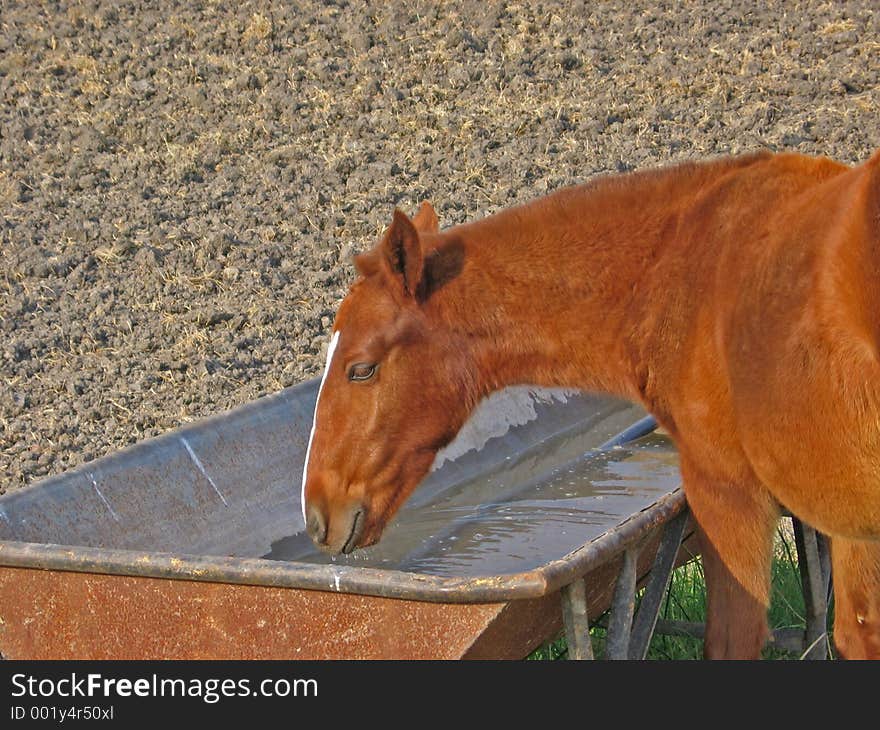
[793,518,830,659]
[562,578,594,660]
[554,508,834,661]
[628,508,689,659]
[605,546,638,659]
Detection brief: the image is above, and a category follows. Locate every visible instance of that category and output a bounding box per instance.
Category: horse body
[302,150,880,658]
[720,157,880,539]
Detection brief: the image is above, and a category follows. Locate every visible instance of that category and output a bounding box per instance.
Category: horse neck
[426,158,762,401]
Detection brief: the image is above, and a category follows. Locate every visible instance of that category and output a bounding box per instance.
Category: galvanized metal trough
[0,379,705,659]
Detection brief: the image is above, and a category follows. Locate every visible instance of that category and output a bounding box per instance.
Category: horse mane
[585,150,774,194]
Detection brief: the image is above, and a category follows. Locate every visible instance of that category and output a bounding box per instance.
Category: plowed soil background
[2,1,878,491]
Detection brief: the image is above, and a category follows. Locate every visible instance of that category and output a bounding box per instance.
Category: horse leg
[680,458,779,659]
[830,537,880,659]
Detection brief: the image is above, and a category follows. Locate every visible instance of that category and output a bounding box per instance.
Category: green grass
[528,521,833,660]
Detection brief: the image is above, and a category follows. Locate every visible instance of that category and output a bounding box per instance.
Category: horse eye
[348,363,377,382]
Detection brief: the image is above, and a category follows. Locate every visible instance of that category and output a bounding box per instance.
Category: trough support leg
[605,546,638,659]
[562,578,594,660]
[793,518,830,660]
[628,508,689,660]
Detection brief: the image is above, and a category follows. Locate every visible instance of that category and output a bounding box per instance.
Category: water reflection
[265,430,680,578]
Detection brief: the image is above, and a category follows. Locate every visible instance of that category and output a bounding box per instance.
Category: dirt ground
[1,1,878,491]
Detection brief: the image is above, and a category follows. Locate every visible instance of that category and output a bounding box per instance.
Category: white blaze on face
[301,330,341,522]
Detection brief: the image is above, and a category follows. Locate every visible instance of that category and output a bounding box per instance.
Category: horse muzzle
[305,499,367,555]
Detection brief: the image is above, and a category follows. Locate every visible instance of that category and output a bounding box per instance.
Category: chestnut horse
[301,150,880,659]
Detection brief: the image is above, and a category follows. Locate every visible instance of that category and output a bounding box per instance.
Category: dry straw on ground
[1,1,878,490]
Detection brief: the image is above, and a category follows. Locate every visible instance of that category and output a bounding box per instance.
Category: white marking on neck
[301,330,341,522]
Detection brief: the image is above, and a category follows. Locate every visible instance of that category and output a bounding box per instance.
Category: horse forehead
[336,280,400,332]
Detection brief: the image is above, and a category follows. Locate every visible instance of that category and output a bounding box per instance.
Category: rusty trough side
[0,522,700,660]
[0,565,513,660]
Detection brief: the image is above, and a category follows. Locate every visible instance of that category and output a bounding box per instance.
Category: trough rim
[0,487,684,604]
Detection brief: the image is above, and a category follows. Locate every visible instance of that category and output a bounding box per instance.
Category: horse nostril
[305,505,328,545]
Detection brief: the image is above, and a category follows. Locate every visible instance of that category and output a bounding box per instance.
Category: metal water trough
[0,380,829,659]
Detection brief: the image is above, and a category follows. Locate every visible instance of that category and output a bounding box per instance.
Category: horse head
[301,203,478,553]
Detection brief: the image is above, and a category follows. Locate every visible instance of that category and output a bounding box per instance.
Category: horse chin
[343,462,435,553]
[350,516,387,552]
[355,530,382,551]
[343,508,397,554]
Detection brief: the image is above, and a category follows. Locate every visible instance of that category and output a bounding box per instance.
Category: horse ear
[412,201,439,234]
[381,209,424,297]
[353,249,380,278]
